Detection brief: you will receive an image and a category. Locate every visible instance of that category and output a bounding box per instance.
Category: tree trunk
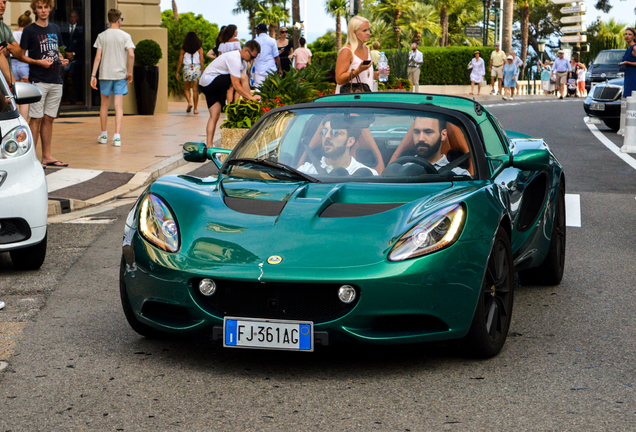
[292,0,300,49]
[440,5,448,47]
[414,31,421,45]
[394,10,401,45]
[502,0,513,53]
[172,0,178,20]
[269,25,276,38]
[250,11,256,39]
[336,14,342,51]
[520,1,529,79]
[485,0,491,45]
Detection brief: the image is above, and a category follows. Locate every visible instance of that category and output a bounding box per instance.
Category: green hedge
[305,47,498,86]
[418,46,496,85]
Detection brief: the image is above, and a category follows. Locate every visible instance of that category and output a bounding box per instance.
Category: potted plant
[220,99,266,149]
[134,39,162,115]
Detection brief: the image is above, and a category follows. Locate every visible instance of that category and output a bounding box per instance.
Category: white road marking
[583,117,636,171]
[63,217,117,224]
[565,193,581,227]
[482,99,580,107]
[46,168,103,193]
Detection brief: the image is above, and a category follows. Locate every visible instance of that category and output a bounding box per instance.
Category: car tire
[119,258,167,339]
[602,119,620,132]
[10,233,47,270]
[459,227,515,358]
[519,183,566,286]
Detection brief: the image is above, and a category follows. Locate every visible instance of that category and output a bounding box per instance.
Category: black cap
[255,23,267,32]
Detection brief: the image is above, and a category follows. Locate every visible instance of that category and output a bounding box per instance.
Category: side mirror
[13,82,42,105]
[511,149,549,171]
[205,147,232,170]
[183,142,207,162]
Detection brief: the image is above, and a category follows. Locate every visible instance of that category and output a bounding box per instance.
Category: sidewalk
[40,102,222,216]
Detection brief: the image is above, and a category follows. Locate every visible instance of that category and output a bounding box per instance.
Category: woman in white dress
[217,25,241,55]
[467,51,486,95]
[334,16,378,94]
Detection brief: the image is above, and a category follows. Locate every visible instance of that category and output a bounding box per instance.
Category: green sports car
[120,93,566,358]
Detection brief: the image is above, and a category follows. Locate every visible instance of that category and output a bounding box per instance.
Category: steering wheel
[390,156,438,174]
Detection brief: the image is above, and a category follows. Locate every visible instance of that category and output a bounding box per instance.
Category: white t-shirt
[12,30,27,58]
[577,68,586,82]
[183,51,200,65]
[297,156,378,176]
[199,50,242,87]
[408,49,423,66]
[93,29,135,80]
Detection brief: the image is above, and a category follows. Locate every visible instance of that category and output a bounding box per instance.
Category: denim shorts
[99,79,128,96]
[11,59,29,80]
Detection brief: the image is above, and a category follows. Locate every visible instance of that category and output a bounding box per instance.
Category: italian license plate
[591,103,605,111]
[223,317,313,351]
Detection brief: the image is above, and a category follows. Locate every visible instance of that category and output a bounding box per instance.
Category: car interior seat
[387,122,474,176]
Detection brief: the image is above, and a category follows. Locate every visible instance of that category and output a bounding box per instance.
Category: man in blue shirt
[553,50,571,99]
[252,23,282,88]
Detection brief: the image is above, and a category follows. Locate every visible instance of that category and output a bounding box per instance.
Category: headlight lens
[139,193,180,252]
[388,204,465,261]
[1,126,32,159]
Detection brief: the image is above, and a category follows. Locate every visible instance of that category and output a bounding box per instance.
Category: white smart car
[0,76,46,270]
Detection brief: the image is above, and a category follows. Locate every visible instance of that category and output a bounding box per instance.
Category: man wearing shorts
[489,43,506,95]
[252,23,282,88]
[199,40,261,146]
[20,0,69,168]
[90,8,135,147]
[552,50,571,99]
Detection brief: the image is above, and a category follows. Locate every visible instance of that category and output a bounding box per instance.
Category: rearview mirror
[13,82,42,105]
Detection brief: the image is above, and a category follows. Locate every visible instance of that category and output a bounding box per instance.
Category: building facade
[7,0,168,114]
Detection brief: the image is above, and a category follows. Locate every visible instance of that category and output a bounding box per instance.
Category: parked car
[585,49,625,91]
[120,93,566,358]
[583,77,624,131]
[0,77,46,270]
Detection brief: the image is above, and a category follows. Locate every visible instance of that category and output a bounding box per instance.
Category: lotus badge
[267,256,283,265]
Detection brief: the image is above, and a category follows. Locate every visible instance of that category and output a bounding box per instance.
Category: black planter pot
[134,65,159,115]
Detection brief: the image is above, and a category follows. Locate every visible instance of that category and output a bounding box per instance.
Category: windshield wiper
[226,158,321,183]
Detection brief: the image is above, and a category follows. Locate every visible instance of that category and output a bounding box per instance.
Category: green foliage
[312,51,338,73]
[221,99,264,129]
[135,39,163,66]
[161,10,219,96]
[418,46,495,85]
[385,46,410,80]
[256,66,328,105]
[308,31,346,53]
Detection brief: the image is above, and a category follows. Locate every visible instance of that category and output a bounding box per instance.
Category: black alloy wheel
[460,227,515,358]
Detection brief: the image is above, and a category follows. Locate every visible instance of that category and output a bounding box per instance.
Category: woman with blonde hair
[334,15,382,93]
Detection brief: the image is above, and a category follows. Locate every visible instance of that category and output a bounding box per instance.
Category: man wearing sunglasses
[297,115,378,176]
[199,40,261,146]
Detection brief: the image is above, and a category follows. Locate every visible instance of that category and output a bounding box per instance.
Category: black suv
[585,49,626,91]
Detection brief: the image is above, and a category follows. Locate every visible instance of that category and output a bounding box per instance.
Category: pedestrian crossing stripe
[565,194,581,227]
[45,168,103,193]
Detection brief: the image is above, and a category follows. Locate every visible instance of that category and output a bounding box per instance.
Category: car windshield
[223,107,475,183]
[593,51,624,65]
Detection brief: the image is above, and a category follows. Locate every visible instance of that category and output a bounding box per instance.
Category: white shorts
[29,83,63,119]
[252,71,269,88]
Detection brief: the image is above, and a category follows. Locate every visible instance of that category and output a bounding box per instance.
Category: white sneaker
[490,90,496,95]
[112,137,121,147]
[502,96,508,100]
[509,96,513,100]
[0,300,5,310]
[97,134,107,144]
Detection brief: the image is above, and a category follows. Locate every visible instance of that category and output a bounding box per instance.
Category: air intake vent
[320,203,404,218]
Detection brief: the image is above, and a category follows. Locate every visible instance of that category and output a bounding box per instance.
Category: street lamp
[537,38,546,63]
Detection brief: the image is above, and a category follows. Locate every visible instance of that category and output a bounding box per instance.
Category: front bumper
[121,229,490,345]
[0,149,48,251]
[583,98,621,120]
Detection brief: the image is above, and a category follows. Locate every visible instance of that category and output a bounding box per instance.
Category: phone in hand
[0,41,7,50]
[362,60,372,65]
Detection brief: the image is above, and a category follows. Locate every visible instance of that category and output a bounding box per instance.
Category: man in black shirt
[19,0,69,167]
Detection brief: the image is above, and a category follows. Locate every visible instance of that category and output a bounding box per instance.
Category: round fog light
[338,285,356,304]
[199,278,216,296]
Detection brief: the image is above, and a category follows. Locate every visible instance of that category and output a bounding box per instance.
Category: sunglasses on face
[246,50,257,60]
[280,31,287,34]
[320,127,346,137]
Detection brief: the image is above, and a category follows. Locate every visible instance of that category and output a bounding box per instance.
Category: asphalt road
[1,97,635,431]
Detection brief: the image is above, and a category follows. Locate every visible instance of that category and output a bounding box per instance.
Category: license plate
[591,103,605,111]
[223,317,313,351]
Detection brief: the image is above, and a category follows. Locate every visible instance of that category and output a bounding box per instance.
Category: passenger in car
[297,115,379,176]
[408,116,471,177]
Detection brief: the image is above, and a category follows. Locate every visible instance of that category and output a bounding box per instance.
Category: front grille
[0,218,31,245]
[592,86,621,101]
[193,279,359,323]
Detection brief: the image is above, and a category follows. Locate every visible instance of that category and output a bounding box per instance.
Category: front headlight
[139,193,180,252]
[388,204,465,261]
[585,72,591,79]
[1,125,32,159]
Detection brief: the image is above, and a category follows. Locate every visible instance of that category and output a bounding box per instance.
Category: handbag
[340,73,371,94]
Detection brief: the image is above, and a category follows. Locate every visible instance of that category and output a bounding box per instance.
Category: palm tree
[502,0,513,53]
[325,0,349,52]
[233,0,261,39]
[593,18,628,50]
[172,0,178,20]
[292,0,301,48]
[367,18,394,47]
[255,3,290,37]
[400,3,441,46]
[376,0,412,45]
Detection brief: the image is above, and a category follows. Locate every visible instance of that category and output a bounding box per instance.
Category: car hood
[145,175,489,272]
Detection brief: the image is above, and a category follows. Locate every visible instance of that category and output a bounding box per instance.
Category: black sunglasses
[280,30,287,33]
